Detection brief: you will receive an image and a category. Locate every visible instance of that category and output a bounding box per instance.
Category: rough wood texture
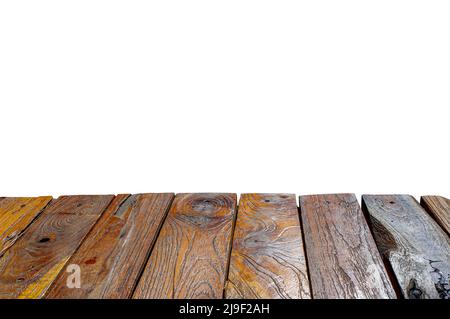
[45,193,174,299]
[362,194,450,299]
[300,194,396,299]
[0,195,113,299]
[420,196,450,236]
[0,197,52,255]
[225,193,310,299]
[133,193,237,299]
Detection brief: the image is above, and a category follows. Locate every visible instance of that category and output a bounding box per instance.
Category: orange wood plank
[420,195,450,236]
[133,193,237,299]
[46,193,174,298]
[0,195,113,299]
[225,194,310,299]
[0,197,52,255]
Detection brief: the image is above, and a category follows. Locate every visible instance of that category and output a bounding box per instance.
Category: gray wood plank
[362,194,450,299]
[300,194,396,299]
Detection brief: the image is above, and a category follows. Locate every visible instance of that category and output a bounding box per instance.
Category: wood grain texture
[225,194,310,299]
[300,194,396,299]
[45,193,174,299]
[420,196,450,236]
[0,195,113,299]
[362,194,450,299]
[0,197,52,255]
[133,193,237,299]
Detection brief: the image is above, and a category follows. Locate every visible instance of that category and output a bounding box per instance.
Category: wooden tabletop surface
[0,193,448,299]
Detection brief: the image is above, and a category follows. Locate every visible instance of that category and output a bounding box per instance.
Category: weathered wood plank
[420,196,450,236]
[225,193,310,299]
[0,197,52,255]
[300,194,396,299]
[362,194,450,299]
[133,193,237,299]
[45,193,174,299]
[0,195,113,299]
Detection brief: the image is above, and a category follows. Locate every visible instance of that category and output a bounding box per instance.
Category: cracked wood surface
[0,192,448,299]
[300,194,396,299]
[420,196,450,237]
[0,195,113,299]
[225,194,310,299]
[362,194,450,299]
[0,197,52,255]
[46,193,174,299]
[133,193,237,299]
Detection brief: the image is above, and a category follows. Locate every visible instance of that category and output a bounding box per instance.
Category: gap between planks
[46,193,175,299]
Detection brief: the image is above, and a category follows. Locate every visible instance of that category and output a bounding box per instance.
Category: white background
[1,1,448,201]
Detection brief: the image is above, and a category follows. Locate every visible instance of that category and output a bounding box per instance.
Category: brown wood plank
[45,193,174,299]
[362,194,450,299]
[0,197,52,255]
[225,193,310,299]
[420,195,450,236]
[300,193,396,299]
[0,195,113,299]
[133,193,237,299]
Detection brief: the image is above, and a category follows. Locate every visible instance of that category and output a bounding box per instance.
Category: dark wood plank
[225,193,310,299]
[133,193,237,299]
[420,195,450,236]
[0,197,52,255]
[362,194,450,299]
[300,194,396,299]
[0,195,113,299]
[45,193,174,299]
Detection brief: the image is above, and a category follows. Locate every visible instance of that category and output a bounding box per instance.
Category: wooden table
[0,193,448,299]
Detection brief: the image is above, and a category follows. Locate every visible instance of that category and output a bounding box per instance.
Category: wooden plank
[45,193,174,299]
[300,193,396,299]
[362,194,450,299]
[133,193,237,299]
[0,196,52,255]
[225,193,310,299]
[0,195,113,299]
[420,195,450,236]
